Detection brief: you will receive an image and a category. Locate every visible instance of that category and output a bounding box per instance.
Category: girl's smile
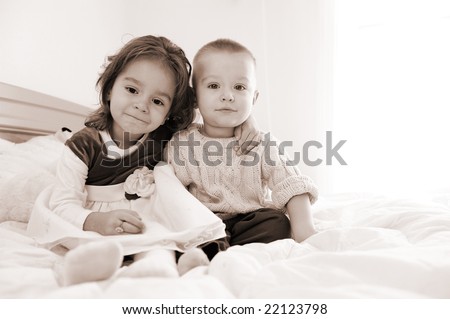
[124,112,150,124]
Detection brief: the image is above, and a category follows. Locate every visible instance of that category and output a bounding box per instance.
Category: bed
[1,81,450,299]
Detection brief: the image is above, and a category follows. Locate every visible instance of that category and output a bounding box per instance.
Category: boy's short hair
[192,38,256,87]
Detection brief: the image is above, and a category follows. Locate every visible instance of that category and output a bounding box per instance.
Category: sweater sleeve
[48,146,93,229]
[261,133,319,208]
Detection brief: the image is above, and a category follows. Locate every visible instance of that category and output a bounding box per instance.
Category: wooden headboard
[0,82,93,142]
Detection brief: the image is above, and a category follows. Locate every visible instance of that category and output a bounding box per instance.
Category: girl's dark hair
[85,35,195,133]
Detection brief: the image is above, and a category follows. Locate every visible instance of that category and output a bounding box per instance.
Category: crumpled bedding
[209,201,450,298]
[1,135,450,298]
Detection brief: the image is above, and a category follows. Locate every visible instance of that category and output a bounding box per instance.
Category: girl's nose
[133,104,148,113]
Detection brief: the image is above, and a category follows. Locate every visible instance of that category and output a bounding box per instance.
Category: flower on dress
[124,166,155,200]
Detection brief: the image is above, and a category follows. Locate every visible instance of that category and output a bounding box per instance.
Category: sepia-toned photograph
[1,0,449,316]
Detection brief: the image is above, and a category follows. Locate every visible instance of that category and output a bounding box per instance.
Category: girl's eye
[153,98,165,106]
[126,87,138,94]
[234,84,246,91]
[207,83,219,89]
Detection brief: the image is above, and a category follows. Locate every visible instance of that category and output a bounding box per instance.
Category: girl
[27,35,256,286]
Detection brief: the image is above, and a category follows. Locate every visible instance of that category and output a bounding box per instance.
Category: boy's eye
[234,84,246,91]
[207,83,219,89]
[126,87,138,94]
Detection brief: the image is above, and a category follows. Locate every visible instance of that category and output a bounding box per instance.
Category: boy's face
[194,51,258,138]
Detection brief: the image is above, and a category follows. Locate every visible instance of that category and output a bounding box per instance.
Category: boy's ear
[252,90,259,105]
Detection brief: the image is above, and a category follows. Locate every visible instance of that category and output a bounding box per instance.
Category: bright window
[332,0,450,195]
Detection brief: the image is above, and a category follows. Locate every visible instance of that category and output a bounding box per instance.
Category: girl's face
[109,58,175,145]
[194,51,258,138]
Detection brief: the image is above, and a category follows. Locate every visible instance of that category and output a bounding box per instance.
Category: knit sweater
[166,124,318,219]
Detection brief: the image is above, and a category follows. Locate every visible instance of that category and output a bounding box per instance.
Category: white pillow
[0,169,57,222]
[0,130,70,222]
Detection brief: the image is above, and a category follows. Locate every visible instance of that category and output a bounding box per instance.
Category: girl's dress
[27,127,225,256]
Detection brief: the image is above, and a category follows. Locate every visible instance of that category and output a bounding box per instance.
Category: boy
[167,39,318,267]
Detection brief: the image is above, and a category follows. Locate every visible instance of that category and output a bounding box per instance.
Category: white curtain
[261,0,335,194]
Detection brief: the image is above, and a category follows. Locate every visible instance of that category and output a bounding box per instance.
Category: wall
[0,0,128,108]
[0,0,273,123]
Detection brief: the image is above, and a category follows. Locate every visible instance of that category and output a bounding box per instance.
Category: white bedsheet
[1,135,450,298]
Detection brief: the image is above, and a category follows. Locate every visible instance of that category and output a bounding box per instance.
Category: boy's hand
[234,114,261,155]
[83,209,145,236]
[292,227,318,243]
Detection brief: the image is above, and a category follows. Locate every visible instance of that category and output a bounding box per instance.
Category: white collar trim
[99,131,149,159]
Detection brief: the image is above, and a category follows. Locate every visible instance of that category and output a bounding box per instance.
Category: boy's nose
[220,93,235,102]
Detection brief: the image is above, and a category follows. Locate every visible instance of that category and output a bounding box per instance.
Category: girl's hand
[234,114,261,155]
[83,209,145,236]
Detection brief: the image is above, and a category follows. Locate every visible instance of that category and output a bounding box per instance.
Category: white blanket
[210,194,450,298]
[1,135,450,298]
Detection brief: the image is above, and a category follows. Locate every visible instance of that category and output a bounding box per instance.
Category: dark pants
[200,208,291,260]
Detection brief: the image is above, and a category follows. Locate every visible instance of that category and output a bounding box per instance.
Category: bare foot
[59,240,122,286]
[120,249,178,278]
